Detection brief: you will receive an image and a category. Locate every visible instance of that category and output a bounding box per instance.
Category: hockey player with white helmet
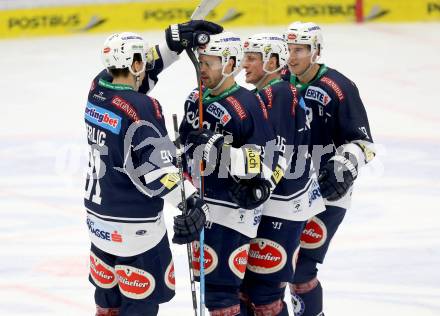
[239,33,325,316]
[179,31,277,315]
[85,31,213,316]
[283,21,376,316]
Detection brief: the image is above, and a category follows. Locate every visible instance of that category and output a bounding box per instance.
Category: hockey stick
[189,1,224,314]
[191,0,223,20]
[173,114,198,316]
[185,47,206,316]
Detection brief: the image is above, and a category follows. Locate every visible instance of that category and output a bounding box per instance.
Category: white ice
[1,23,440,315]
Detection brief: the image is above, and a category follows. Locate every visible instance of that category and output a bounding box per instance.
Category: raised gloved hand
[172,195,209,245]
[165,20,223,54]
[318,153,358,201]
[185,128,224,171]
[229,178,271,209]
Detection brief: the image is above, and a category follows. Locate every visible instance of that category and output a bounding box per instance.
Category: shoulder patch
[111,96,140,122]
[263,86,273,109]
[320,77,345,101]
[289,84,299,116]
[226,96,247,120]
[256,94,269,120]
[148,96,163,120]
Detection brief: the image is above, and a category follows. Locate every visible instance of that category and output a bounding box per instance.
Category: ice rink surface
[1,23,440,315]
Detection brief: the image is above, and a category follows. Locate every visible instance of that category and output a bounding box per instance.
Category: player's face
[198,54,224,89]
[287,44,312,75]
[242,52,265,84]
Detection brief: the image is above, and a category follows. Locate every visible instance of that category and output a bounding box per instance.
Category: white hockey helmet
[284,22,323,59]
[242,33,289,74]
[101,32,149,77]
[197,31,243,76]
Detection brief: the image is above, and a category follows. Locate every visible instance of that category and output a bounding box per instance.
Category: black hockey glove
[185,128,224,171]
[318,152,358,201]
[165,20,223,54]
[229,178,271,210]
[172,195,209,245]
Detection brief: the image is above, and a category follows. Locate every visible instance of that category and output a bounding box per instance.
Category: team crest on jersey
[89,251,118,289]
[228,244,250,278]
[164,260,175,290]
[206,102,232,125]
[247,238,287,274]
[115,265,156,299]
[300,216,327,249]
[305,86,332,106]
[85,102,121,134]
[191,241,218,276]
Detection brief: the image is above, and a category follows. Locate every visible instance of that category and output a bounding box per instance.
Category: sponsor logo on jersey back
[85,102,121,134]
[300,216,327,249]
[247,238,287,274]
[305,86,332,106]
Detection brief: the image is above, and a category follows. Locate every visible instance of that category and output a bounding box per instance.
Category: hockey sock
[291,278,323,316]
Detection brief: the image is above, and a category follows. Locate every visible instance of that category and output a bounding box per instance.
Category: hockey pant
[290,205,347,316]
[240,215,305,315]
[89,234,175,316]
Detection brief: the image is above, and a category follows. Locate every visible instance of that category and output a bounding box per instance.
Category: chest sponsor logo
[247,238,287,274]
[300,216,327,249]
[228,244,249,278]
[85,102,121,134]
[206,102,232,125]
[191,241,218,277]
[305,86,332,106]
[89,251,118,289]
[115,265,156,299]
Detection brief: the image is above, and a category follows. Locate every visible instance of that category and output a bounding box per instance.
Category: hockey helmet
[284,22,323,58]
[101,32,150,77]
[197,31,243,76]
[242,33,289,74]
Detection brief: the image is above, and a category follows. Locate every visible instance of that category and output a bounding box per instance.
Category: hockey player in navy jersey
[282,22,376,316]
[238,33,325,315]
[179,32,277,315]
[93,20,223,95]
[85,32,211,316]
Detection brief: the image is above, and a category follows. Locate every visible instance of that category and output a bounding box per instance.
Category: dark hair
[108,53,142,77]
[271,53,280,68]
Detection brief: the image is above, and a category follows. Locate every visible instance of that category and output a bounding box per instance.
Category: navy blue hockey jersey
[179,83,276,237]
[257,79,325,221]
[282,65,375,171]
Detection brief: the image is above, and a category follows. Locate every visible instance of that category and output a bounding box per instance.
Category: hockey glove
[185,128,224,171]
[165,20,223,54]
[172,195,209,245]
[318,152,358,201]
[229,178,271,210]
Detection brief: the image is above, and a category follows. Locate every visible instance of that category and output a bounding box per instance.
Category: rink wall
[0,0,439,39]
